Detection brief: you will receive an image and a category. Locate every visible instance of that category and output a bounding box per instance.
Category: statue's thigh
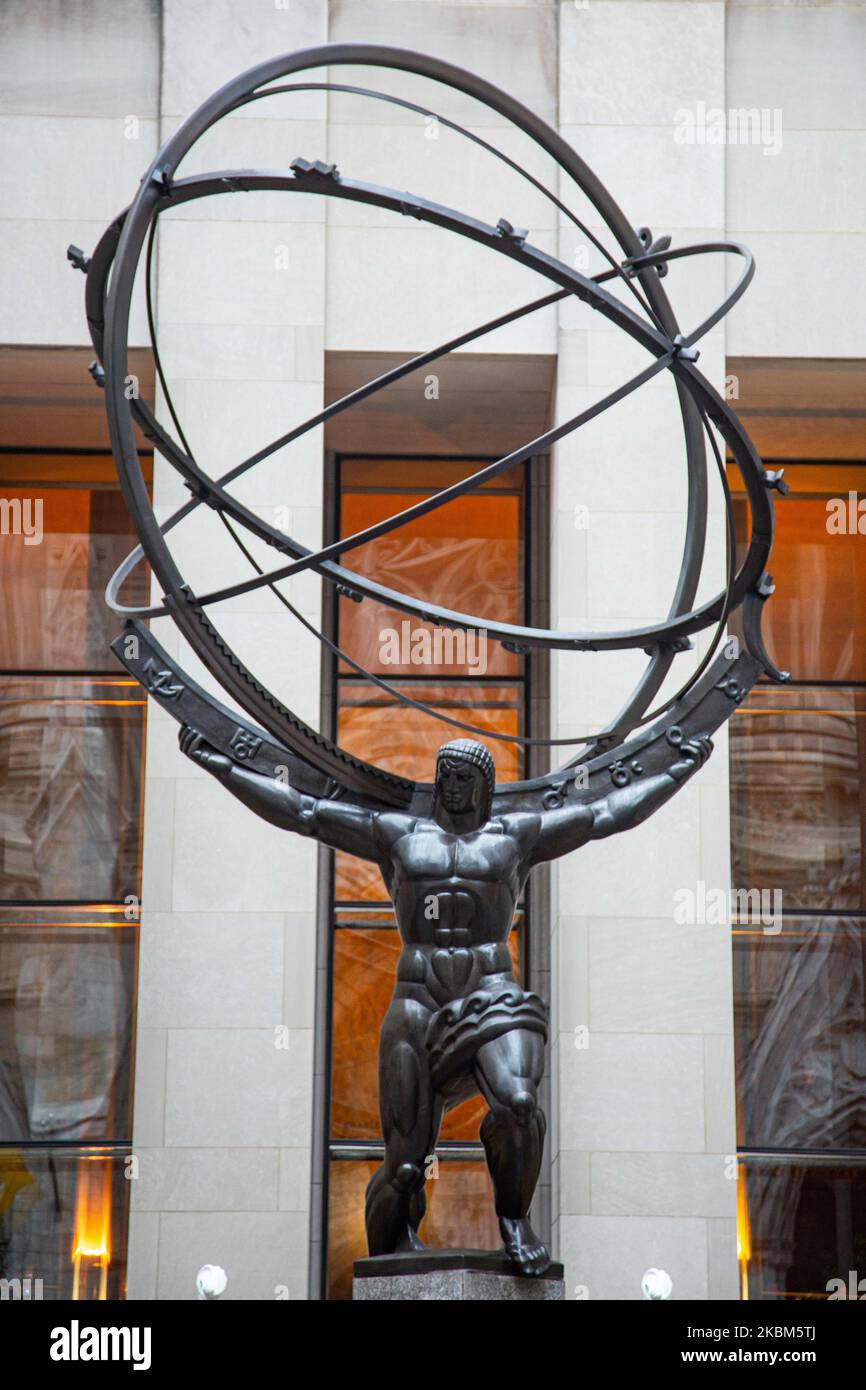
[474,1028,545,1109]
[378,997,437,1146]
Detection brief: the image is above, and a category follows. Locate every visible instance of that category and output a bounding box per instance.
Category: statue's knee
[509,1088,538,1126]
[389,1161,423,1194]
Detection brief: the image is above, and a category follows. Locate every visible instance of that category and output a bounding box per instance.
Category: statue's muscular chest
[387,822,521,895]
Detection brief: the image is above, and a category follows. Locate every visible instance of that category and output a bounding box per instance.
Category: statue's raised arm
[178,725,389,863]
[526,733,713,866]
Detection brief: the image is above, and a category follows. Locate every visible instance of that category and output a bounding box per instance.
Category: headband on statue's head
[436,739,496,810]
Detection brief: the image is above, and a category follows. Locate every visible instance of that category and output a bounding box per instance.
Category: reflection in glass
[728,464,866,1301]
[332,929,401,1142]
[731,468,866,683]
[739,1156,866,1300]
[338,456,523,680]
[0,679,144,901]
[730,687,866,913]
[0,488,147,672]
[0,908,135,1143]
[337,680,522,780]
[0,1145,129,1300]
[734,918,866,1154]
[327,1157,499,1301]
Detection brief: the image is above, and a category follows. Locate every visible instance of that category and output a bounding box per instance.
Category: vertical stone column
[0,0,159,350]
[551,0,737,1300]
[127,1,328,1301]
[726,0,866,358]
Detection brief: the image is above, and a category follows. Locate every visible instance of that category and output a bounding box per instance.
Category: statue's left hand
[179,724,232,781]
[668,732,713,784]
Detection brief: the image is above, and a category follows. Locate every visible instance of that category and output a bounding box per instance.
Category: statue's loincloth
[424,983,549,1090]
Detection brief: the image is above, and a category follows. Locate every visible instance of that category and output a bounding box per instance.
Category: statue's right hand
[179,725,232,779]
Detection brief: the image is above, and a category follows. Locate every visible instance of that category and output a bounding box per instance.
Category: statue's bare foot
[500,1217,551,1277]
[395,1226,427,1253]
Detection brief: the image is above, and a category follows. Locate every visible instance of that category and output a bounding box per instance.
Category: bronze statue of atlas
[70,43,788,1279]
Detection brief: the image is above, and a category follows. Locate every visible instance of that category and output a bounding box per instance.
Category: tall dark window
[319,455,540,1299]
[729,428,866,1299]
[0,350,150,1299]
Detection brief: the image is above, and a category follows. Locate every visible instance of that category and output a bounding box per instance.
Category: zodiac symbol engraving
[229,728,263,761]
[142,659,184,700]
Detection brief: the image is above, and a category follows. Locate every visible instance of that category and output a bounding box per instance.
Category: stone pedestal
[353,1250,565,1301]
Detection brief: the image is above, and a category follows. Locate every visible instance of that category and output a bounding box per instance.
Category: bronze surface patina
[177,726,711,1275]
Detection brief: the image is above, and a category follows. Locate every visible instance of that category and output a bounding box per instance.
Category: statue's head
[434,739,495,825]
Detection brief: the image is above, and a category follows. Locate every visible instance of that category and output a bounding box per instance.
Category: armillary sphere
[71,43,789,820]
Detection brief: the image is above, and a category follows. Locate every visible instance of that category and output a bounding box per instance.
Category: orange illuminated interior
[728,462,866,683]
[71,1155,112,1300]
[338,458,523,665]
[736,1168,752,1300]
[0,485,148,671]
[331,457,527,1147]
